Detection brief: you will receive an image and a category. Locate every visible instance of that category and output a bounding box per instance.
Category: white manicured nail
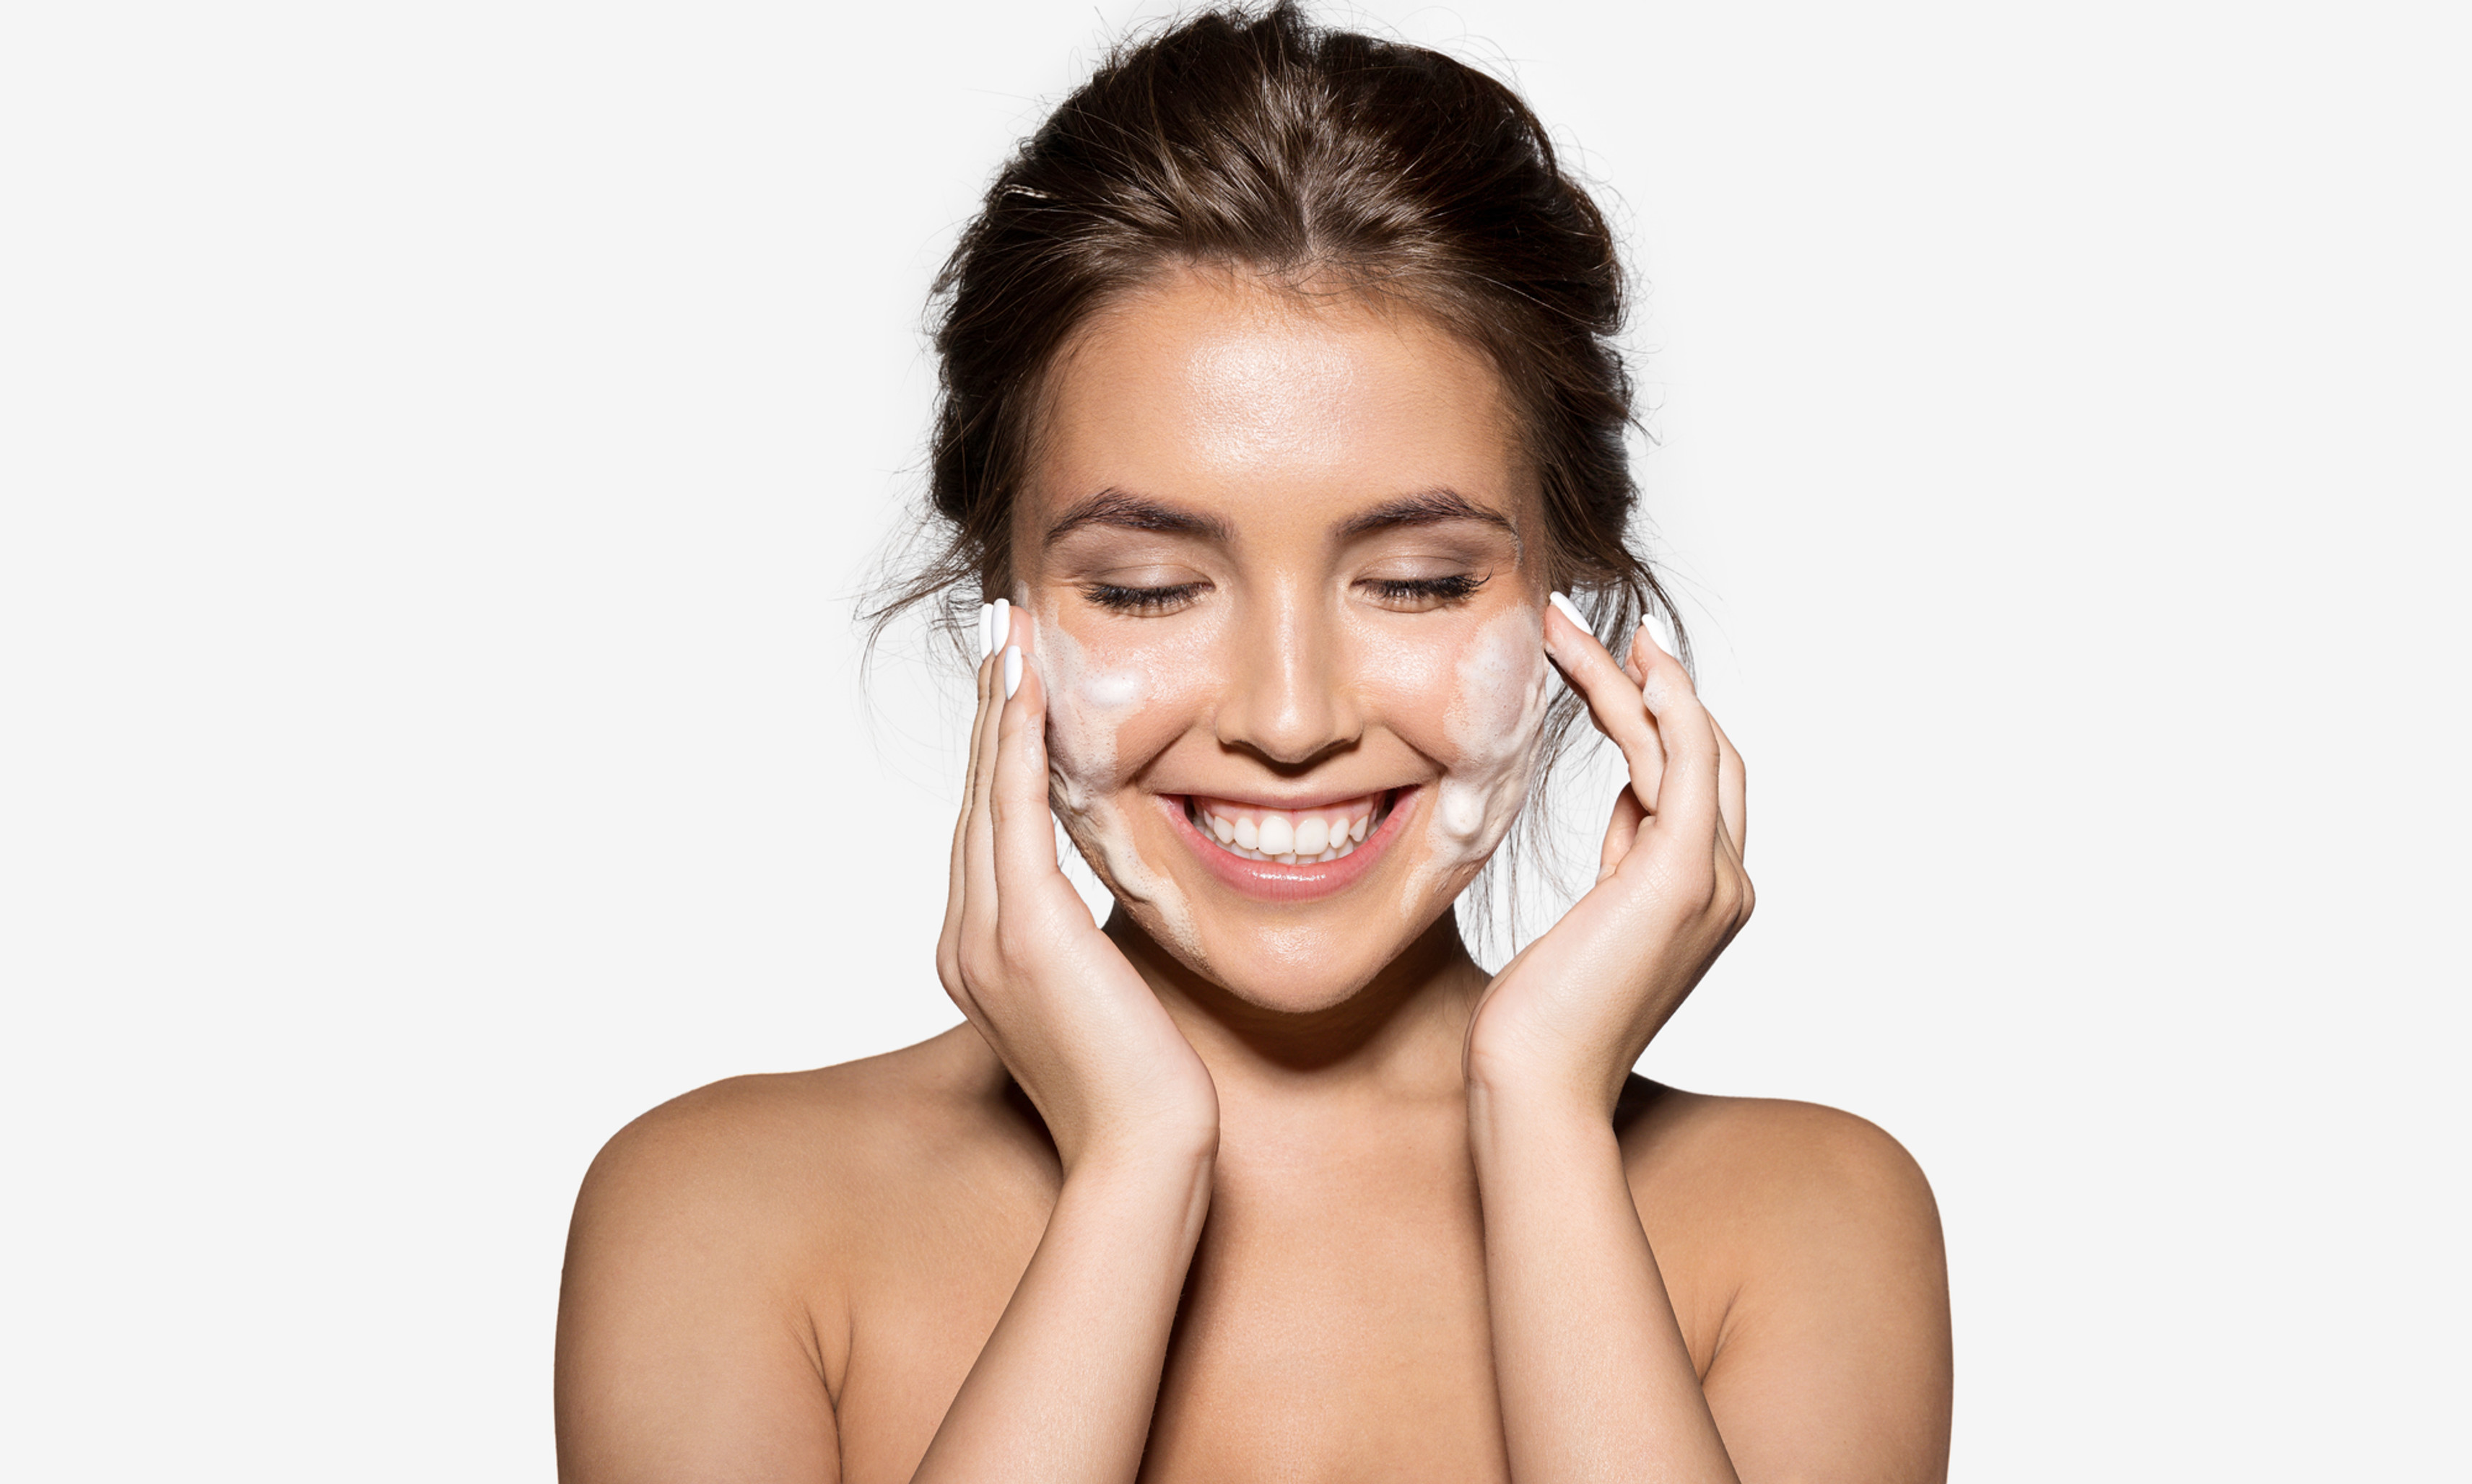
[991,598,1011,653]
[978,603,993,660]
[1638,613,1670,653]
[1548,591,1587,633]
[1001,645,1022,699]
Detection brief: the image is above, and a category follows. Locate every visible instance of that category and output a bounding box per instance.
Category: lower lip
[1162,787,1416,904]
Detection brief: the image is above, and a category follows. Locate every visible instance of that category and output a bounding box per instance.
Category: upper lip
[1175,786,1405,811]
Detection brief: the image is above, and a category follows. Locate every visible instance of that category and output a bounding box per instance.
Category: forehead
[1025,269,1524,539]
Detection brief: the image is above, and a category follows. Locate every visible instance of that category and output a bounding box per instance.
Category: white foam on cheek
[1077,667,1144,712]
[1032,615,1129,815]
[1031,608,1204,960]
[1427,606,1551,869]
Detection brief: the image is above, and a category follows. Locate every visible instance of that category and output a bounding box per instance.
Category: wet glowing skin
[558,263,1952,1484]
[1019,267,1548,1013]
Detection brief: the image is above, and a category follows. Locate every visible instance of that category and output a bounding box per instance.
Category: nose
[1214,588,1362,769]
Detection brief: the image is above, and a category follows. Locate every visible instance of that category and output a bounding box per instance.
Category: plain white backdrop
[3,1,2464,1478]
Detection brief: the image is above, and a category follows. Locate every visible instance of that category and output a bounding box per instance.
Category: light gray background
[4,1,2463,1478]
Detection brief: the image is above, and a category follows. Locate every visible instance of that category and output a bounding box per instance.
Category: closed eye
[1360,572,1487,608]
[1084,580,1209,614]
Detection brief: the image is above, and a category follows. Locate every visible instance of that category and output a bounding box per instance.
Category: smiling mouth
[1181,790,1398,865]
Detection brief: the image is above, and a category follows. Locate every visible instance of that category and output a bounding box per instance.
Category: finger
[1598,785,1648,881]
[960,599,1014,941]
[1543,593,1666,819]
[990,610,1076,917]
[970,597,1011,813]
[1709,711,1747,860]
[953,606,1001,863]
[1629,619,1721,851]
[941,603,1001,983]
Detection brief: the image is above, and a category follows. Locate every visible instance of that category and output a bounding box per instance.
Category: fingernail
[1547,591,1587,633]
[1638,613,1669,653]
[991,597,1011,654]
[978,603,993,660]
[1002,645,1022,699]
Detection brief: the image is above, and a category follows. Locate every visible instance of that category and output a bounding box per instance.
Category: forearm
[1468,1079,1739,1484]
[910,1142,1214,1483]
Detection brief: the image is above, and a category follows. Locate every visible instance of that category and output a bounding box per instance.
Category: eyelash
[1365,573,1485,606]
[1082,573,1487,614]
[1084,581,1207,614]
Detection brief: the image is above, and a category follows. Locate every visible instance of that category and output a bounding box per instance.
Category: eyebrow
[1338,489,1521,550]
[1040,485,1520,549]
[1043,489,1233,546]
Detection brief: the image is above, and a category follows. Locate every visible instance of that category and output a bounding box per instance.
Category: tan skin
[556,267,1952,1483]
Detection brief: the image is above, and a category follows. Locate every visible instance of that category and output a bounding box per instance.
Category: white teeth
[1192,798,1383,866]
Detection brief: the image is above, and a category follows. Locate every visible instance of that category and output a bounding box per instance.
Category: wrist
[1464,1040,1621,1121]
[1061,1113,1219,1187]
[1464,1065,1624,1163]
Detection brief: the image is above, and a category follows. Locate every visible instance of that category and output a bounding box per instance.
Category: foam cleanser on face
[1032,604,1206,959]
[1429,603,1551,866]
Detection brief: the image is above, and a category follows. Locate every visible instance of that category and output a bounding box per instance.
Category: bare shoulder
[1616,1078,1953,1482]
[555,1024,1042,1480]
[564,1023,1043,1319]
[1615,1078,1941,1241]
[575,1026,1011,1228]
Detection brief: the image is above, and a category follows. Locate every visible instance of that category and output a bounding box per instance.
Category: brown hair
[869,1,1689,938]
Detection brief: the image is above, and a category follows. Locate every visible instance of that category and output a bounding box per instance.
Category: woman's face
[1015,267,1550,1013]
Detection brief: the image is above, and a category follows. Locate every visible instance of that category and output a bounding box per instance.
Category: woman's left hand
[1463,599,1753,1114]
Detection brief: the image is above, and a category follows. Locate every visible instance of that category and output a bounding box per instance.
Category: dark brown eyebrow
[1043,488,1232,546]
[1338,489,1521,551]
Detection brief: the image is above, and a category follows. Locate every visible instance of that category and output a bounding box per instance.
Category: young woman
[554,7,1952,1480]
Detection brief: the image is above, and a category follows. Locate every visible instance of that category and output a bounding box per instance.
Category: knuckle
[1649,854,1718,917]
[1684,855,1723,912]
[993,917,1035,970]
[954,938,998,989]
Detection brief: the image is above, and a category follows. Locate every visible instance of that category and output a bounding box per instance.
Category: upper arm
[1694,1104,1953,1484]
[554,1089,843,1484]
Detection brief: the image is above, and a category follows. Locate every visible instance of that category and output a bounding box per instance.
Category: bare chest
[830,1155,1515,1484]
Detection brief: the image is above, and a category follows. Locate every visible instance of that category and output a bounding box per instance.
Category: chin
[1196,931,1400,1014]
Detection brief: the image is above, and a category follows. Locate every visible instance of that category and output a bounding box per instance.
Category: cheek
[1350,621,1461,725]
[1359,608,1549,857]
[1447,611,1551,764]
[1354,611,1546,764]
[1030,606,1215,959]
[1036,613,1216,809]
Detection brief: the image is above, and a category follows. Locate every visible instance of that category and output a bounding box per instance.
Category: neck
[1105,907,1488,1112]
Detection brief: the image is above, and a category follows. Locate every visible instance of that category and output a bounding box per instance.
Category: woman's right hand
[936,601,1220,1174]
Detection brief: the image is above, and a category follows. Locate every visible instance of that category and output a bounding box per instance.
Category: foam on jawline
[1029,603,1205,960]
[1405,603,1550,923]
